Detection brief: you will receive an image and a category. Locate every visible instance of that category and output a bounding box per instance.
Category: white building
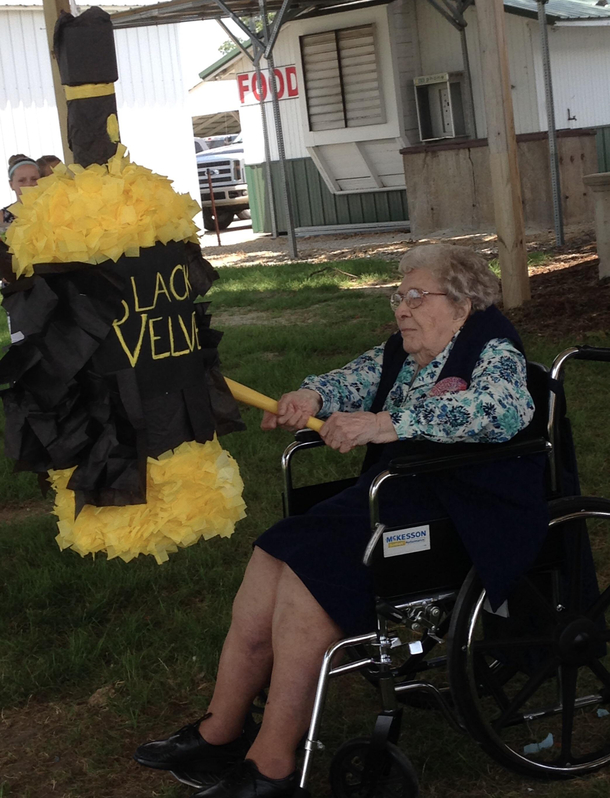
[193,0,610,232]
[0,0,201,218]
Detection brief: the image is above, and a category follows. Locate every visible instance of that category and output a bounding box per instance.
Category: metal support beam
[211,0,264,51]
[216,18,254,60]
[460,26,477,138]
[254,55,279,238]
[259,0,298,258]
[424,0,472,32]
[265,47,298,258]
[264,0,293,58]
[537,0,564,246]
[211,0,296,252]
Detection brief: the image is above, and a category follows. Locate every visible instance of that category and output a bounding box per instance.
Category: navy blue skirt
[256,451,550,635]
[255,464,445,636]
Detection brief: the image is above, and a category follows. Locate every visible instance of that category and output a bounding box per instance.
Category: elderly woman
[135,245,548,798]
[2,154,40,225]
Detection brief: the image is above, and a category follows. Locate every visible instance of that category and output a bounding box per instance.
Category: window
[300,24,384,132]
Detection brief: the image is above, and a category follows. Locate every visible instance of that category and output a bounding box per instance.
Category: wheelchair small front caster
[329,736,419,798]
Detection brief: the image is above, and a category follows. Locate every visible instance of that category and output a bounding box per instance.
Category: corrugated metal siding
[533,26,610,130]
[246,156,408,233]
[597,126,610,172]
[113,24,200,203]
[0,11,200,212]
[0,9,63,208]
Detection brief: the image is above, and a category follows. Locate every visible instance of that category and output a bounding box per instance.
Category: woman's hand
[261,389,323,431]
[320,411,398,453]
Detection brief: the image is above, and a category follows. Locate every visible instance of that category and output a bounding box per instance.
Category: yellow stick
[224,377,324,433]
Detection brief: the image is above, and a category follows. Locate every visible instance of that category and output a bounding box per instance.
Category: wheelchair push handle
[571,345,610,363]
[224,378,324,433]
[551,345,610,382]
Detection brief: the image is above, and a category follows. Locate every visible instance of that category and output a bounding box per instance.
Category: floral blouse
[300,335,534,444]
[1,206,16,225]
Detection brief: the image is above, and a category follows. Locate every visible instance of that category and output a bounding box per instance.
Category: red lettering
[252,72,267,101]
[286,65,298,97]
[273,67,285,99]
[237,73,249,105]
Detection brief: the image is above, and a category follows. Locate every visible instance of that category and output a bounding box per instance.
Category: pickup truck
[196,136,249,231]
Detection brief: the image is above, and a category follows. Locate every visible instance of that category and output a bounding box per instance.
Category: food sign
[237,65,299,106]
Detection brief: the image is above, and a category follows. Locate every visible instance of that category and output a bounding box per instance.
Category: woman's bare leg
[201,547,283,743]
[245,566,342,779]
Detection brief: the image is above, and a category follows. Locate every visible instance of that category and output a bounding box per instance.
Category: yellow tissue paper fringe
[106,113,120,143]
[6,143,200,278]
[49,438,246,564]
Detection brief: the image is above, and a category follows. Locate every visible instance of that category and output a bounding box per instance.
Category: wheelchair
[278,345,610,798]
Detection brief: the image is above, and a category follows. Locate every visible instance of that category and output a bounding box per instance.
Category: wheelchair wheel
[329,737,419,798]
[448,496,610,779]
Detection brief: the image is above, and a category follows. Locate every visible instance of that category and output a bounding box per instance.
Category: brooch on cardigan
[429,377,468,396]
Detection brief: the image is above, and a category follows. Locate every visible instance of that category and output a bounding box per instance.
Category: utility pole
[42,0,73,164]
[477,0,530,308]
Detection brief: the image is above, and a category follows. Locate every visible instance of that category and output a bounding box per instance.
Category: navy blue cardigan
[364,306,550,610]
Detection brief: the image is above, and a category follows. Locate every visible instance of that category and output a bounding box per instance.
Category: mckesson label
[383,525,430,558]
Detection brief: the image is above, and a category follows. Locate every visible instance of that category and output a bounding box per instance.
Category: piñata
[0,7,246,564]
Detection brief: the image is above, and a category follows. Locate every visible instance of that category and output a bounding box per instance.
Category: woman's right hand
[261,389,323,431]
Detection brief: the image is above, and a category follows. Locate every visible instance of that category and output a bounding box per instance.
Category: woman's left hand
[320,411,398,453]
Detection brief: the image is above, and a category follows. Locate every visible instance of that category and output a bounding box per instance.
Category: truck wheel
[203,209,235,231]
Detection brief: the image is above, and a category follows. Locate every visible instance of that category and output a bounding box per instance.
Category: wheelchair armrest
[387,437,551,476]
[294,429,324,444]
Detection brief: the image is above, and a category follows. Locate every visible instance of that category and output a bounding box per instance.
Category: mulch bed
[504,237,610,338]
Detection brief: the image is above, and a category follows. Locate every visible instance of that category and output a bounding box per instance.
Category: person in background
[36,154,61,177]
[2,154,40,225]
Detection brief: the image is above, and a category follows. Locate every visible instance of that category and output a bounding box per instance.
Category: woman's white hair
[398,244,499,313]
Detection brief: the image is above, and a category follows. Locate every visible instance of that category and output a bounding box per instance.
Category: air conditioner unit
[414,72,466,142]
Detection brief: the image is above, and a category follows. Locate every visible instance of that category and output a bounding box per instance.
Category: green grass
[1,259,610,796]
[207,259,399,310]
[489,250,551,277]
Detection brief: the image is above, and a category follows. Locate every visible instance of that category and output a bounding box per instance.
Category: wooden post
[476,0,529,309]
[42,0,72,164]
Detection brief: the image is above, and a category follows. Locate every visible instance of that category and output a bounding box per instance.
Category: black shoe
[134,715,249,772]
[191,759,295,798]
[172,766,226,789]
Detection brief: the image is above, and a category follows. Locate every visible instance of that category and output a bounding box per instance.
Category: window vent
[301,25,384,132]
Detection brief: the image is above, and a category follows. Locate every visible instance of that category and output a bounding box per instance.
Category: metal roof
[111,0,385,28]
[505,0,610,21]
[199,44,251,80]
[109,0,610,28]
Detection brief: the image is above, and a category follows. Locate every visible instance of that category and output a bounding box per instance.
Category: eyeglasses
[390,288,448,310]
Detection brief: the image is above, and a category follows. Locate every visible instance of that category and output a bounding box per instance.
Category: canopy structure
[110,0,385,28]
[111,0,342,258]
[98,0,542,303]
[193,111,241,136]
